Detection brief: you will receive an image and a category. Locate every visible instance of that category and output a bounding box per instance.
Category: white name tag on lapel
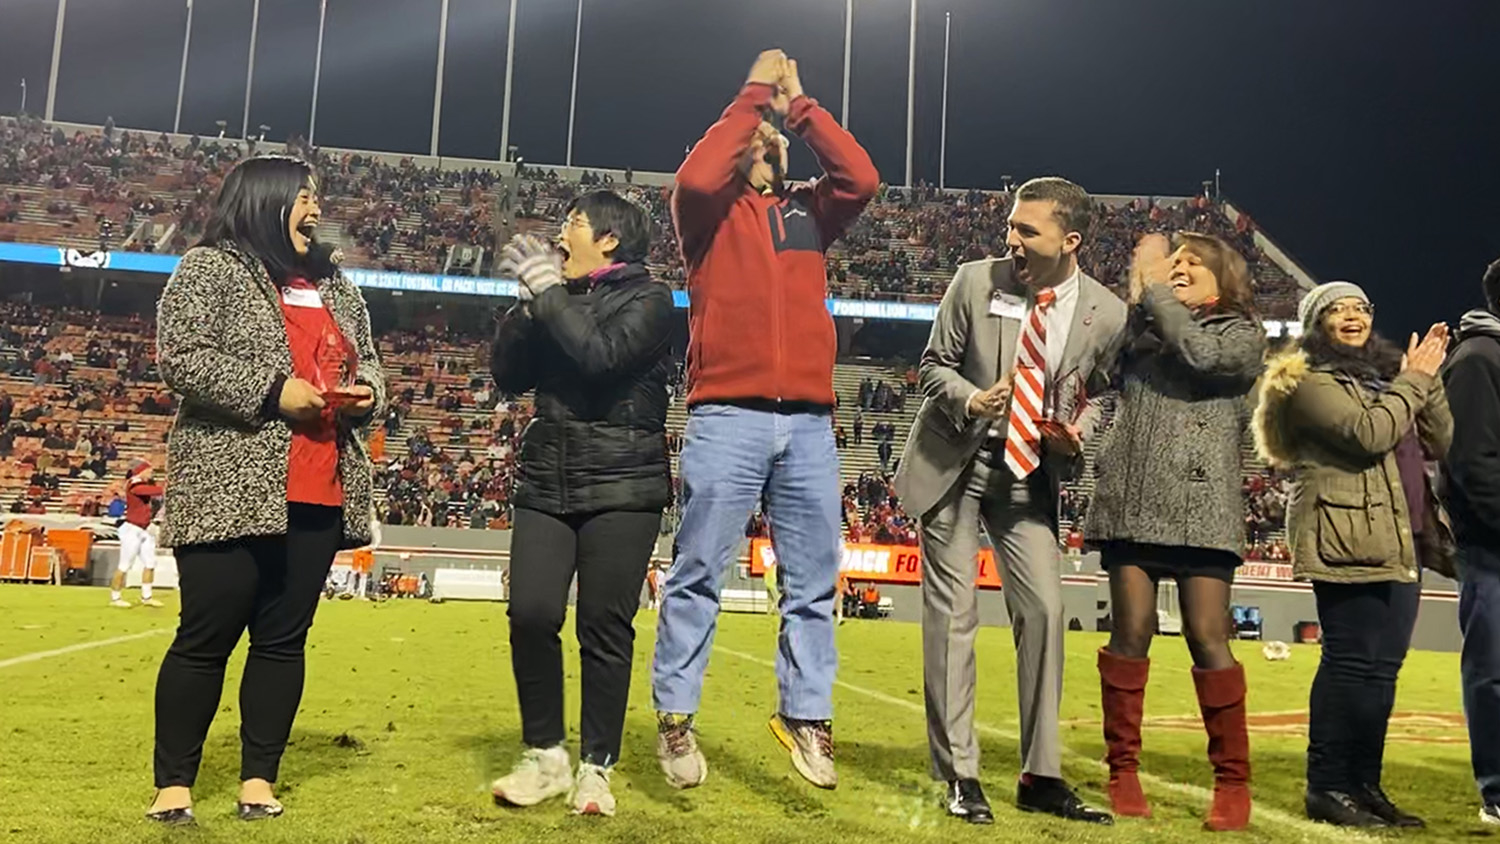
[281,286,324,308]
[989,292,1025,320]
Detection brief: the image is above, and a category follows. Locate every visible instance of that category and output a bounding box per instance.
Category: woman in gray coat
[1083,232,1266,830]
[145,156,385,825]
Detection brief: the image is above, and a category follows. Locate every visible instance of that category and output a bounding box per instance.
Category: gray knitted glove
[499,234,563,300]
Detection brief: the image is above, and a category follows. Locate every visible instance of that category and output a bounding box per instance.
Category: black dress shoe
[1016,776,1113,825]
[237,801,285,821]
[944,779,994,825]
[1355,784,1424,828]
[1305,790,1388,827]
[144,807,195,826]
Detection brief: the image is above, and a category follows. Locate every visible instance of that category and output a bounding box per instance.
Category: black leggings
[1306,579,1419,793]
[153,504,342,787]
[508,507,661,767]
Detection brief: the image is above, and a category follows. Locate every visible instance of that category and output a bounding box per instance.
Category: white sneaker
[768,713,838,789]
[656,713,708,789]
[491,746,571,807]
[140,598,165,608]
[1481,804,1500,825]
[572,762,615,816]
[109,599,132,609]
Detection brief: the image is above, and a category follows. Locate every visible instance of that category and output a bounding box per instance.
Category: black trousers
[1306,579,1420,793]
[153,503,343,787]
[508,507,661,766]
[1458,547,1500,805]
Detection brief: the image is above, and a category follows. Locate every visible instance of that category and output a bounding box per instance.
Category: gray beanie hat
[1298,281,1370,328]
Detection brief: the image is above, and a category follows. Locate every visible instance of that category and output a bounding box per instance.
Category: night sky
[0,0,1496,335]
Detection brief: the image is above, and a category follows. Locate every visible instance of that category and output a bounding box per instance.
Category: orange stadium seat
[0,522,46,581]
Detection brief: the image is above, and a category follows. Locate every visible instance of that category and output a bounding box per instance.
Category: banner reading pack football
[748,539,1004,589]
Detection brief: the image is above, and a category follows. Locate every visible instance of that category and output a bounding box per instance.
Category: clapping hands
[746,49,805,117]
[1128,233,1172,303]
[1401,323,1449,377]
[498,234,564,302]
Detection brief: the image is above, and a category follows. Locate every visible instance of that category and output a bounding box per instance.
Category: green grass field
[0,584,1484,843]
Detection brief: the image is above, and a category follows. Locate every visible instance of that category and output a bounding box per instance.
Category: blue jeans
[651,405,842,720]
[1459,546,1500,805]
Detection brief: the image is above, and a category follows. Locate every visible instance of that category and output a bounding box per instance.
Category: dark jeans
[508,507,661,767]
[1459,546,1500,805]
[1306,579,1420,793]
[153,503,343,787]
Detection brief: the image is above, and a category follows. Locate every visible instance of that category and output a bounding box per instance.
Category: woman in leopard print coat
[145,156,385,825]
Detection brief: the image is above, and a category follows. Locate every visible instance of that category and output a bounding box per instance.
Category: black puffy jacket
[491,263,674,515]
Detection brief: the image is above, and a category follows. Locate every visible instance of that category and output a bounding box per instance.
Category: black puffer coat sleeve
[491,304,537,395]
[529,282,673,378]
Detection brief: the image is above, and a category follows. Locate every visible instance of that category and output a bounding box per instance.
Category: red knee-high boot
[1193,662,1252,831]
[1098,648,1151,818]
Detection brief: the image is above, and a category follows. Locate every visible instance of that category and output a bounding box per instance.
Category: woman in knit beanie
[1253,281,1451,827]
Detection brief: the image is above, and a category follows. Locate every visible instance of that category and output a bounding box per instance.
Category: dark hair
[1173,231,1256,318]
[1302,316,1403,383]
[564,190,652,264]
[1014,177,1093,241]
[198,155,320,283]
[1483,257,1500,312]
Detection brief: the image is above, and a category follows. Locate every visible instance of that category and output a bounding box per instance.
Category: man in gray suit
[894,177,1126,825]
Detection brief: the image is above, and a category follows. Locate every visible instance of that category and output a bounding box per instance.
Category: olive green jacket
[1252,349,1452,584]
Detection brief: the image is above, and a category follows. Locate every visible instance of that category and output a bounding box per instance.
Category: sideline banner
[1235,561,1294,581]
[748,539,1003,589]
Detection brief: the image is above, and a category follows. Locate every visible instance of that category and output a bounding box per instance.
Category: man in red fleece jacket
[652,49,878,792]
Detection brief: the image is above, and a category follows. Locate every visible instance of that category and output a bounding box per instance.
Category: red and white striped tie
[1004,287,1056,479]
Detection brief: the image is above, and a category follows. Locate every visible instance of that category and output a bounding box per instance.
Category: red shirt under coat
[279,278,345,507]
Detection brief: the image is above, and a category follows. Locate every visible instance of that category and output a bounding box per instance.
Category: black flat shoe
[144,807,195,826]
[1305,790,1387,827]
[1355,784,1424,828]
[1017,776,1113,825]
[237,801,284,821]
[944,778,994,824]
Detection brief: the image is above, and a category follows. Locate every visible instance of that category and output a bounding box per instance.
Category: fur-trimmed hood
[1252,348,1310,469]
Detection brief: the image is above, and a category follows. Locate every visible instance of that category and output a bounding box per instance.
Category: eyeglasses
[1325,302,1374,318]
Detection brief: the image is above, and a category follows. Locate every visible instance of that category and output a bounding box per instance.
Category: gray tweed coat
[155,243,386,549]
[1083,285,1266,555]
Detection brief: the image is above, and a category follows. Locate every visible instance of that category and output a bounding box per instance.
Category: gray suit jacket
[894,257,1127,521]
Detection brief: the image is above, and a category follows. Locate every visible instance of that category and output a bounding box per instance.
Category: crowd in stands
[0,115,248,254]
[1243,470,1292,561]
[844,472,918,546]
[0,115,1310,550]
[1,116,1302,318]
[0,303,170,514]
[0,298,1304,569]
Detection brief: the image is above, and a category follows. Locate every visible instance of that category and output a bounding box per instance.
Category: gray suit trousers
[920,447,1064,782]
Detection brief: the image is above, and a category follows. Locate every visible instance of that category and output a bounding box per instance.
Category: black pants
[1306,579,1420,793]
[153,503,343,787]
[1459,546,1500,805]
[508,507,661,767]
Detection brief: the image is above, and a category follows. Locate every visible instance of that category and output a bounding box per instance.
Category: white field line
[0,628,169,670]
[713,644,1371,842]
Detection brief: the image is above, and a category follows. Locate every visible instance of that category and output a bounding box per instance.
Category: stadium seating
[2,113,1302,545]
[2,116,1305,318]
[0,299,1294,550]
